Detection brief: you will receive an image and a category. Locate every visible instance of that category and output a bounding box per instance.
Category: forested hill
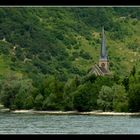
[0,7,140,80]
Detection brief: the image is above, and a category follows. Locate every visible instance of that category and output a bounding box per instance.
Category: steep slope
[0,7,140,80]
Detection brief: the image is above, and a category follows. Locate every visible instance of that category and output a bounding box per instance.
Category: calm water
[0,112,140,134]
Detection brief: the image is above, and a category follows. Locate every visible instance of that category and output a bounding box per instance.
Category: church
[89,27,110,76]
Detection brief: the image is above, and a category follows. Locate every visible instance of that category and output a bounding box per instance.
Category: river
[0,112,140,134]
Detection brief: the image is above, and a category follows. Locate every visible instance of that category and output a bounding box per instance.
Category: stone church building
[89,27,110,76]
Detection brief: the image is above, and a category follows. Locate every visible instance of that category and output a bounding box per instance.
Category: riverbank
[10,110,140,116]
[1,104,140,116]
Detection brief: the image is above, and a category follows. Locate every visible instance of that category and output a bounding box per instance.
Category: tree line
[0,66,140,112]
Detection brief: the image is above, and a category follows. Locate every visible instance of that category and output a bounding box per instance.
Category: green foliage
[24,96,34,109]
[79,50,92,60]
[42,91,64,111]
[34,94,44,110]
[64,77,80,94]
[0,78,20,109]
[112,84,128,112]
[128,84,140,112]
[63,77,81,111]
[14,79,38,109]
[0,41,11,55]
[40,76,65,110]
[73,82,95,112]
[0,72,38,110]
[112,74,121,84]
[95,76,115,88]
[0,7,139,80]
[127,41,139,52]
[82,74,97,83]
[0,8,140,112]
[122,76,129,91]
[97,86,114,111]
[130,65,136,77]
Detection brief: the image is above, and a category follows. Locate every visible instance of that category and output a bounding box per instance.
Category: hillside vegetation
[0,7,140,112]
[0,7,140,80]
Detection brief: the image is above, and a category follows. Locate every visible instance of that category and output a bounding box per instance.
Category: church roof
[89,64,104,76]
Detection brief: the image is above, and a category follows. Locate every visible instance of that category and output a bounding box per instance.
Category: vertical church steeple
[100,27,107,60]
[89,27,110,76]
[99,27,109,71]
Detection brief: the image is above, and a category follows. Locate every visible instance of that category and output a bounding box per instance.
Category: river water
[0,112,140,134]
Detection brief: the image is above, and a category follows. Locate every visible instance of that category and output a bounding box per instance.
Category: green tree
[42,76,65,110]
[24,96,34,109]
[14,79,38,109]
[0,80,20,109]
[73,82,95,112]
[34,94,44,110]
[122,76,129,91]
[63,78,79,111]
[128,84,140,112]
[97,86,113,111]
[112,84,128,112]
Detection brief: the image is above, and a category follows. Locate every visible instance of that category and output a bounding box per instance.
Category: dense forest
[0,7,140,112]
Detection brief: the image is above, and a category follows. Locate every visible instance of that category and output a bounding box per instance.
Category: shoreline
[9,110,140,116]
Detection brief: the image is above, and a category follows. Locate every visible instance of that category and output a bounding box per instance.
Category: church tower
[99,27,109,72]
[89,27,110,76]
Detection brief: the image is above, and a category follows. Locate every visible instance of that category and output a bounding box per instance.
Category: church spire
[89,27,110,76]
[99,26,109,72]
[100,26,107,60]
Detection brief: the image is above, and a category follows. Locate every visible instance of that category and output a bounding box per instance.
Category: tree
[82,74,97,83]
[42,76,65,110]
[63,78,79,111]
[112,84,128,112]
[0,79,20,109]
[97,86,113,111]
[13,79,38,109]
[24,96,34,109]
[34,94,44,110]
[128,84,140,112]
[0,75,38,110]
[73,82,95,112]
[122,76,129,91]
